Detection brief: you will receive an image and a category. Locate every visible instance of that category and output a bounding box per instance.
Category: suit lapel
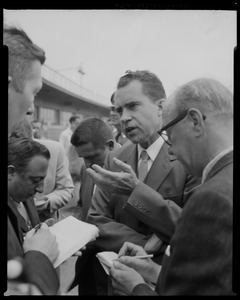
[8,197,29,239]
[145,143,177,190]
[118,143,138,174]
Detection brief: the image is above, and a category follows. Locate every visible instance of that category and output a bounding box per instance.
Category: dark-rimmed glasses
[158,109,206,146]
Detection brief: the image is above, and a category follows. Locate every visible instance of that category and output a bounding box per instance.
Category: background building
[33,64,110,140]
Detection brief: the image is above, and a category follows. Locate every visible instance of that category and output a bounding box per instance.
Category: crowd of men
[5,23,235,296]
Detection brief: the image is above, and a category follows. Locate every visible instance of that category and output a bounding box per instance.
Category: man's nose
[35,181,44,194]
[120,109,131,124]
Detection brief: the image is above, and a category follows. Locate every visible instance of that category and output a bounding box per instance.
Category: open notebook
[49,216,99,268]
[96,251,156,290]
[96,251,118,275]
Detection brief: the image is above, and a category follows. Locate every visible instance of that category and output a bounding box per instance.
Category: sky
[3,9,236,107]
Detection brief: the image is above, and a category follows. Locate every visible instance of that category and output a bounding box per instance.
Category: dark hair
[10,119,33,139]
[8,137,50,175]
[117,70,166,102]
[4,24,46,93]
[71,117,114,149]
[69,115,81,124]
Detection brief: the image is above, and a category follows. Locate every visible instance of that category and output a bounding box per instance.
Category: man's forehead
[76,142,99,154]
[26,155,48,170]
[114,80,144,104]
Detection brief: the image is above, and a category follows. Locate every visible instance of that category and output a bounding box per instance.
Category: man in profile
[5,24,60,295]
[109,78,234,296]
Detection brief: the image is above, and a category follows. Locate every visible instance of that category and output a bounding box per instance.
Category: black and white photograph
[5,7,236,296]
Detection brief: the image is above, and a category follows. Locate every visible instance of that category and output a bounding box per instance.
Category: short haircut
[71,117,114,149]
[10,119,33,139]
[69,115,81,124]
[8,137,50,175]
[4,24,46,93]
[170,78,233,117]
[117,70,166,102]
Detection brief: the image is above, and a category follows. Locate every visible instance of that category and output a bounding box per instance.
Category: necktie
[138,150,149,181]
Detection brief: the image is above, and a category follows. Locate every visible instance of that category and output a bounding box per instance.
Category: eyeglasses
[158,109,206,146]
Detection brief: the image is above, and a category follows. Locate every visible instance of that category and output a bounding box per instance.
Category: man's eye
[128,103,138,110]
[116,108,122,115]
[31,178,40,184]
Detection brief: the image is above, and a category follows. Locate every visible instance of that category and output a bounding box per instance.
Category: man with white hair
[109,78,234,295]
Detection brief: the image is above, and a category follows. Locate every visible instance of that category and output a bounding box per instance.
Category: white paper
[96,251,118,275]
[49,216,99,268]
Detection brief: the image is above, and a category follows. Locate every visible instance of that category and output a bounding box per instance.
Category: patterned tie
[138,150,149,181]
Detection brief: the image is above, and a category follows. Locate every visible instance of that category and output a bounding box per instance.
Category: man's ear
[8,165,15,181]
[106,139,115,151]
[155,98,165,117]
[187,108,205,135]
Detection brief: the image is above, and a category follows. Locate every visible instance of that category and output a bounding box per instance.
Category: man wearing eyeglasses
[109,78,234,295]
[76,70,200,295]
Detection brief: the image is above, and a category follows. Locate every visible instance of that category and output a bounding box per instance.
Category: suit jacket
[34,139,74,222]
[132,151,234,295]
[87,142,199,253]
[7,196,59,295]
[78,164,95,221]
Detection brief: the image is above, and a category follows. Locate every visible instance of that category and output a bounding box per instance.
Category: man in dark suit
[75,70,199,295]
[109,78,234,295]
[5,24,60,295]
[7,138,60,295]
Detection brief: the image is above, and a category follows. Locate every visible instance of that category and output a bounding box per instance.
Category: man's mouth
[125,127,136,134]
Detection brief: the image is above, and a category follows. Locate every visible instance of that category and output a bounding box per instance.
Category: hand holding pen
[23,223,59,264]
[111,241,161,285]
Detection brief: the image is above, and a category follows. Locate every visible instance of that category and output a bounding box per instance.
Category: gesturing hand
[86,157,140,195]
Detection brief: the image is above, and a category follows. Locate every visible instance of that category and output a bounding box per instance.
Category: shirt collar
[138,136,164,162]
[201,146,233,183]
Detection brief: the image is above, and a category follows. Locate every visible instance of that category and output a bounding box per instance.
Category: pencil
[113,254,154,261]
[132,254,154,259]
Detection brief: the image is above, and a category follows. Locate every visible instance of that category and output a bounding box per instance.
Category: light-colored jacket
[34,139,74,221]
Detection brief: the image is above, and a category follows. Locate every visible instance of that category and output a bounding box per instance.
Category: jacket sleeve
[8,217,59,295]
[124,174,201,244]
[22,250,60,295]
[125,182,182,244]
[131,283,158,296]
[86,186,149,253]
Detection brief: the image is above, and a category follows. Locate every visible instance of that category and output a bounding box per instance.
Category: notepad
[96,251,118,275]
[49,216,99,268]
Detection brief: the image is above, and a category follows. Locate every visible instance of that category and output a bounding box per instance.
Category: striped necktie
[138,150,149,181]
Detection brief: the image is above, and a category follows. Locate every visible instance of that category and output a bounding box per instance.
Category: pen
[132,254,154,259]
[113,254,153,261]
[34,223,42,233]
